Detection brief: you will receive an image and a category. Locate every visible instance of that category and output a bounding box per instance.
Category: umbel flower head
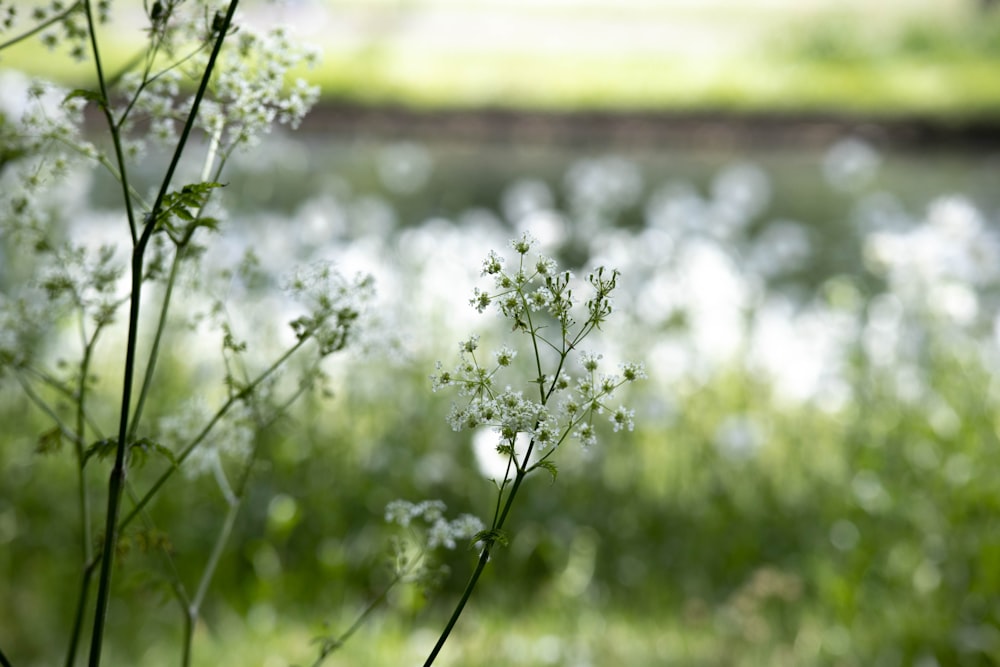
[282,262,375,357]
[431,234,644,476]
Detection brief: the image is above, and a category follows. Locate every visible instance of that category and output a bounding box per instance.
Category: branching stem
[86,3,239,665]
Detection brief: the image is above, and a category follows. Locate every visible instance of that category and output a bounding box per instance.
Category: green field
[3,2,1000,666]
[4,0,1000,115]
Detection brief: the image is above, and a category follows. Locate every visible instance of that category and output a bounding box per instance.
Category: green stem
[76,328,101,558]
[310,570,405,667]
[14,373,78,446]
[87,3,239,665]
[22,365,106,437]
[79,0,140,245]
[118,337,304,533]
[64,323,103,666]
[423,469,529,667]
[63,559,100,667]
[310,534,431,667]
[181,496,239,667]
[180,384,307,667]
[127,246,183,441]
[130,144,228,441]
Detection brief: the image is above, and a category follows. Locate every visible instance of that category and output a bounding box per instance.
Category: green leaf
[532,460,558,483]
[197,216,221,232]
[472,528,510,549]
[152,182,226,234]
[129,437,177,469]
[36,427,64,455]
[83,438,118,465]
[64,88,105,108]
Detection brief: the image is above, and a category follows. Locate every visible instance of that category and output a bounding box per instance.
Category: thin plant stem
[63,321,103,666]
[0,0,83,52]
[118,336,304,533]
[179,383,309,667]
[87,3,239,664]
[0,643,13,667]
[310,571,405,667]
[22,365,106,437]
[62,559,99,667]
[13,374,77,446]
[80,1,140,245]
[180,497,238,667]
[126,245,183,441]
[76,324,102,560]
[310,535,432,667]
[424,451,534,667]
[129,146,229,440]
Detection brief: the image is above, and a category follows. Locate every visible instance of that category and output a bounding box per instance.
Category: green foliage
[154,182,225,238]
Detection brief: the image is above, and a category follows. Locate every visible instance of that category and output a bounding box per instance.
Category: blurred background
[3,0,1000,665]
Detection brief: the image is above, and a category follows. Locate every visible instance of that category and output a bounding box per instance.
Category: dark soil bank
[300,104,1000,152]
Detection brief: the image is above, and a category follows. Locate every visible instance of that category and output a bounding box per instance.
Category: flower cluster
[432,235,644,471]
[158,397,256,479]
[116,68,186,150]
[194,24,321,153]
[471,233,579,331]
[1,0,109,61]
[384,499,484,551]
[38,242,126,328]
[0,287,50,377]
[0,73,96,245]
[282,262,375,357]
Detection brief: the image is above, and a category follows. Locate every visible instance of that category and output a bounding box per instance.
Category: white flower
[580,351,602,372]
[493,345,517,367]
[610,406,635,433]
[385,500,483,551]
[159,398,255,478]
[282,262,375,356]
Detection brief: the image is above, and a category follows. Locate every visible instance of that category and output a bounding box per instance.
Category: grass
[4,3,1000,118]
[112,599,823,666]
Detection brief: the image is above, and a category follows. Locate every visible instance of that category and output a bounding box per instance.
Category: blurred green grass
[5,340,1000,664]
[4,1,1000,116]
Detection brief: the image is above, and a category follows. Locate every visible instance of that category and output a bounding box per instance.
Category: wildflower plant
[308,501,484,666]
[422,233,644,664]
[0,2,366,667]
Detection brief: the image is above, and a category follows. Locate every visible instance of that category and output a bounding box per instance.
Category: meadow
[2,1,1000,666]
[4,123,1000,665]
